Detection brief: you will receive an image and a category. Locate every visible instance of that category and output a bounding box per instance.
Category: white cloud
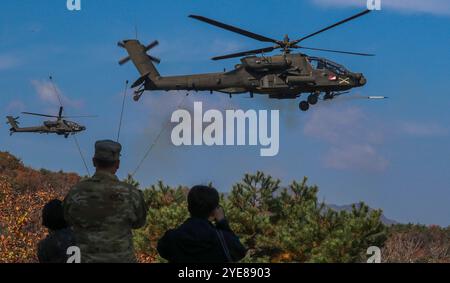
[304,104,388,171]
[305,107,362,142]
[0,54,21,70]
[5,100,26,113]
[324,144,389,171]
[31,80,82,109]
[400,121,449,137]
[303,100,449,171]
[210,39,246,55]
[312,0,450,16]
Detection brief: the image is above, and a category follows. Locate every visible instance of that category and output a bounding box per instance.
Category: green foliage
[133,172,387,263]
[124,174,140,189]
[133,181,189,262]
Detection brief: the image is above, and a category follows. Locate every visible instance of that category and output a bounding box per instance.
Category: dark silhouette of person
[38,199,75,263]
[157,185,247,263]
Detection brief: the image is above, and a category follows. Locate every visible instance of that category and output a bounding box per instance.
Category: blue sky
[1,0,449,225]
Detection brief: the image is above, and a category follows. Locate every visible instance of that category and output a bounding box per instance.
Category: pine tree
[133,172,387,263]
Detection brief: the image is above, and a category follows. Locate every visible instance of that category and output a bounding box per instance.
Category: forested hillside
[1,152,448,263]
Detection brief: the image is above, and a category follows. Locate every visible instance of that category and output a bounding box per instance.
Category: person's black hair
[188,185,220,218]
[42,199,68,231]
[93,158,117,169]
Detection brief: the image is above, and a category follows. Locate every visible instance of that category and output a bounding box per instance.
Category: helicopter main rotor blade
[293,9,372,44]
[212,46,277,61]
[297,46,375,56]
[61,115,98,119]
[22,112,59,118]
[189,15,279,44]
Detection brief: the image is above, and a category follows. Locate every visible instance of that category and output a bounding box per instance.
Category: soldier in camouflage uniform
[63,140,147,263]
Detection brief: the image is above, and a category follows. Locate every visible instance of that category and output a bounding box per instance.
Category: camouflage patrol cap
[94,140,122,162]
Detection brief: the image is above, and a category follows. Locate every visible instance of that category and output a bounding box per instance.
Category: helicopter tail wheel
[133,90,144,101]
[299,101,310,112]
[133,94,141,102]
[307,94,319,105]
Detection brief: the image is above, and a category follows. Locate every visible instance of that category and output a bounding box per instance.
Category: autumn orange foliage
[0,152,79,263]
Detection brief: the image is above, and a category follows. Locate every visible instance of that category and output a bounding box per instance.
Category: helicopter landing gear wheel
[324,92,334,100]
[299,101,310,112]
[307,93,319,105]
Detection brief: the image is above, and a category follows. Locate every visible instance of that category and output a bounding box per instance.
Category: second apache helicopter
[119,9,383,111]
[7,106,92,138]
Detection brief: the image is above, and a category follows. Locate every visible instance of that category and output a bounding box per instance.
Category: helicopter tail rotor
[118,40,161,68]
[118,39,162,101]
[6,116,20,133]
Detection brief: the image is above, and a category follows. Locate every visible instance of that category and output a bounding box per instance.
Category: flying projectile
[367,96,388,99]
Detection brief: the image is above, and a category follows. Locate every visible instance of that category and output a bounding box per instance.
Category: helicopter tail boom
[118,39,160,80]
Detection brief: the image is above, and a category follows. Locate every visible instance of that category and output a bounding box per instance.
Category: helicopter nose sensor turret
[355,73,367,86]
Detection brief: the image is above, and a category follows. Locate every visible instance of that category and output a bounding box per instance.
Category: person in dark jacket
[38,199,75,263]
[157,185,247,263]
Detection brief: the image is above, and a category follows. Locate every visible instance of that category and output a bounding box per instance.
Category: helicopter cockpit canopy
[44,121,58,128]
[64,120,79,128]
[307,57,350,75]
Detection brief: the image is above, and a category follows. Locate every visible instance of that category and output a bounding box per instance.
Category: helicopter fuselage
[121,10,374,111]
[142,53,366,99]
[7,117,86,138]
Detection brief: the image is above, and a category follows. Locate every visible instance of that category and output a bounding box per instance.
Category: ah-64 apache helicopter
[6,106,94,138]
[119,9,385,111]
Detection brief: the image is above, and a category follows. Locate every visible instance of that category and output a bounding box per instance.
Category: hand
[212,206,225,222]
